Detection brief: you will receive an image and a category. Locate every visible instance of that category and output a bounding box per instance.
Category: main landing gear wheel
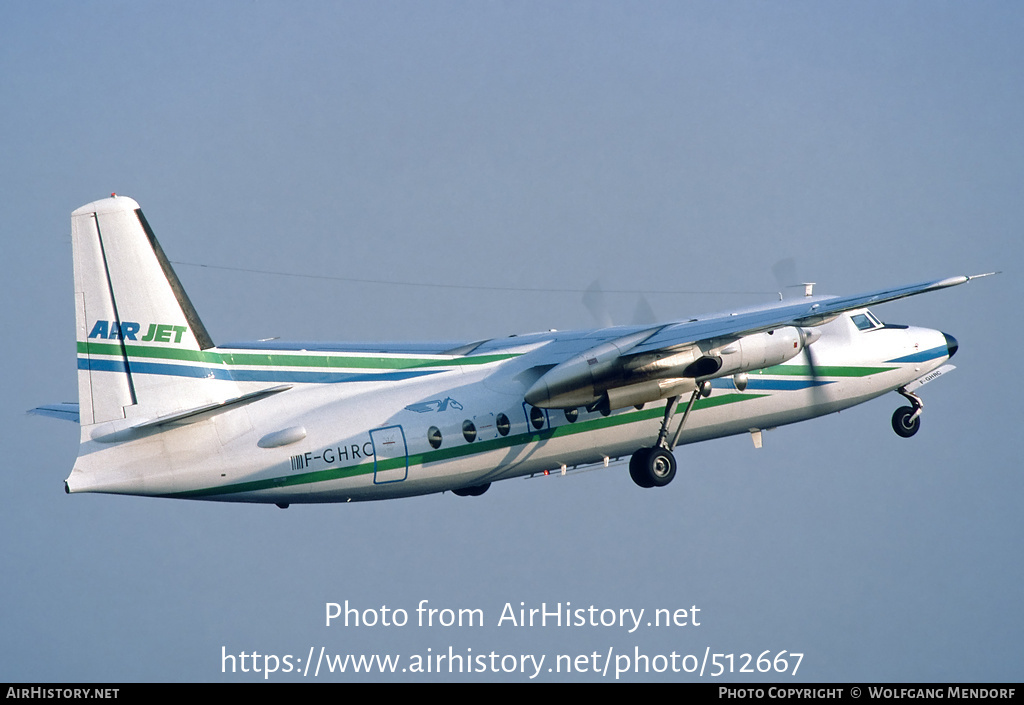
[891,406,921,438]
[629,447,677,488]
[452,482,490,497]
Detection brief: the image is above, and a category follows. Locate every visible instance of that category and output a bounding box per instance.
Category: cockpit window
[851,314,873,330]
[852,310,883,331]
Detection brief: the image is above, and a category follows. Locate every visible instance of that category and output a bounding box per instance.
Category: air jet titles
[87,320,188,344]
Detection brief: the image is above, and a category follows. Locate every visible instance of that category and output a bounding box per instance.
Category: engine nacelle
[524,325,819,410]
[599,378,696,415]
[701,326,818,379]
[523,328,659,409]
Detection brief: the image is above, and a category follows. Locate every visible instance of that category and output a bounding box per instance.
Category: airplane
[32,194,993,507]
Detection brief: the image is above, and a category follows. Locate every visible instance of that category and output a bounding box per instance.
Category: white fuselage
[65,310,953,504]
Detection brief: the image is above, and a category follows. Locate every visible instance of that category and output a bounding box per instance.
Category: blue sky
[2,1,1021,682]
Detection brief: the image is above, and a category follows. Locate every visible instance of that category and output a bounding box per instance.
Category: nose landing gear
[891,405,921,437]
[892,387,924,438]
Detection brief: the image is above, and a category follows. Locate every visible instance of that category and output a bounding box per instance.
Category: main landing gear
[628,381,711,489]
[629,447,676,488]
[891,387,924,438]
[452,482,490,497]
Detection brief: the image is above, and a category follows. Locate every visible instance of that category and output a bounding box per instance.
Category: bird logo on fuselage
[404,397,464,413]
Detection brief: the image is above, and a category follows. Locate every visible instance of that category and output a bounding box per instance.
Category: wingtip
[932,272,998,290]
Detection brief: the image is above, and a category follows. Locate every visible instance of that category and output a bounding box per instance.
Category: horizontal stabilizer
[29,403,80,423]
[91,385,292,443]
[132,384,292,429]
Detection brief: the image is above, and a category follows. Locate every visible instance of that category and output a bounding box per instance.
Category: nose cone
[943,332,959,359]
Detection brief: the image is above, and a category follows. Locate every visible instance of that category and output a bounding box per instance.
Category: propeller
[799,325,830,407]
[583,279,659,328]
[776,259,830,402]
[631,296,657,325]
[582,280,614,328]
[799,327,821,375]
[772,257,798,299]
[772,257,818,299]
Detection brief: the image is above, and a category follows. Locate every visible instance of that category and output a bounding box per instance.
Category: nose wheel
[892,388,924,438]
[891,406,921,437]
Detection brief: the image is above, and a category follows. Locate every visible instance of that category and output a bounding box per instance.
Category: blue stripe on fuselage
[885,345,948,364]
[77,357,443,384]
[709,378,834,392]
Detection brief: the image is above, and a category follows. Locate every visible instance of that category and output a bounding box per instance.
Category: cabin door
[370,425,409,484]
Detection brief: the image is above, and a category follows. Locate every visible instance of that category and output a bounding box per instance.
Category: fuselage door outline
[522,403,550,434]
[370,425,409,484]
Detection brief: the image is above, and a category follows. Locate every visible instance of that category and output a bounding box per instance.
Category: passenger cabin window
[427,426,442,449]
[529,406,546,430]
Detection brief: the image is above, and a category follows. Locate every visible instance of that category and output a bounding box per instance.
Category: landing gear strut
[627,382,710,488]
[891,387,923,438]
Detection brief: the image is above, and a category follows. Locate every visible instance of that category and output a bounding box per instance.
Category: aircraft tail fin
[72,195,231,427]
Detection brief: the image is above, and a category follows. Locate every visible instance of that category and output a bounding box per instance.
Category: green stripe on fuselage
[77,341,518,369]
[165,392,767,499]
[758,363,896,377]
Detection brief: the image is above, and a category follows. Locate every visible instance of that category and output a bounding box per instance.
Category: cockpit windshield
[851,310,883,331]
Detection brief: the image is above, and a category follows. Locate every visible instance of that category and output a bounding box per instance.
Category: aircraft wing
[628,273,994,355]
[524,273,994,410]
